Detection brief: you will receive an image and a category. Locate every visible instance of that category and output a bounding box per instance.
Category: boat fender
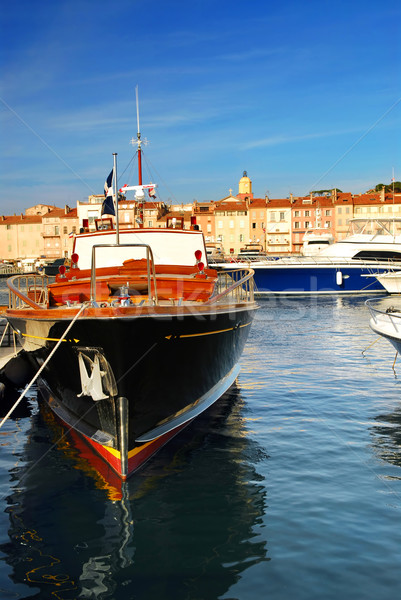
[336,271,343,286]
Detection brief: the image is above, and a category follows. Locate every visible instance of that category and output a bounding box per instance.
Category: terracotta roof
[264,198,293,208]
[0,214,42,224]
[214,200,248,211]
[247,198,269,208]
[291,196,335,208]
[60,208,78,218]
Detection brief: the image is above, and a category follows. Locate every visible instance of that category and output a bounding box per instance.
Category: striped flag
[102,169,115,216]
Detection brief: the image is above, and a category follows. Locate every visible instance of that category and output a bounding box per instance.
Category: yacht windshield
[348,218,401,237]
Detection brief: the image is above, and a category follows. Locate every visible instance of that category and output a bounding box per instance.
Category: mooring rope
[0,302,88,429]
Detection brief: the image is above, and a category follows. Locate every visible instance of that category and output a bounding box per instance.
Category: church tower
[238,171,253,199]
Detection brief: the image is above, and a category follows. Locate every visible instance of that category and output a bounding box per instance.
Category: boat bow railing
[366,298,401,334]
[207,267,255,304]
[7,274,50,309]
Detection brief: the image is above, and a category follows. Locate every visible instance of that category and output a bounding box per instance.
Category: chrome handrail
[209,254,401,268]
[365,298,401,334]
[7,274,49,309]
[90,243,158,305]
[206,268,255,304]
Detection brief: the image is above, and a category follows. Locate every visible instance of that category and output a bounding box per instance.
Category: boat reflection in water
[370,406,401,471]
[0,384,268,600]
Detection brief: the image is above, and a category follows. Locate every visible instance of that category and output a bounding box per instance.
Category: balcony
[42,232,60,238]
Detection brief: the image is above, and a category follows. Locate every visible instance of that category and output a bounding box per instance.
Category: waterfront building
[263,199,291,253]
[291,194,336,253]
[25,204,57,216]
[0,213,43,264]
[42,206,78,260]
[213,194,249,255]
[192,201,216,242]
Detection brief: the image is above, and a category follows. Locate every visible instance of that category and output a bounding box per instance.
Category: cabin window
[353,250,401,261]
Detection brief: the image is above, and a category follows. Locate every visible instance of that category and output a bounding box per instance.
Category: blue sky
[1,0,400,213]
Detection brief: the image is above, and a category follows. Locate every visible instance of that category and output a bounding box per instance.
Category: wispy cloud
[243,127,368,150]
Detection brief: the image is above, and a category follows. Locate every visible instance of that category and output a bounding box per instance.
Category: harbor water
[1,279,401,599]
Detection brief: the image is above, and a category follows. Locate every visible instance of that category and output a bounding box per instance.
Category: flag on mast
[102,169,115,216]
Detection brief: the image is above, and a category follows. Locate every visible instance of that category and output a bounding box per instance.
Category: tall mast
[132,85,144,228]
[136,85,143,186]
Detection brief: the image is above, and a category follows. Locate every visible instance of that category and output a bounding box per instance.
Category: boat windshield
[347,218,401,237]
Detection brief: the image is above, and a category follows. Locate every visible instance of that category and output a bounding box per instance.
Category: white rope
[0,320,9,346]
[0,303,88,429]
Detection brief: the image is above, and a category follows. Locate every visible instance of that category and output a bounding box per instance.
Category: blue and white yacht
[213,217,401,295]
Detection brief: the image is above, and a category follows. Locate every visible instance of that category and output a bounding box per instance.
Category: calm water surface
[1,286,401,599]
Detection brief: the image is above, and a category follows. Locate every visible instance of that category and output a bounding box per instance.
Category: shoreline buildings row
[1,172,400,264]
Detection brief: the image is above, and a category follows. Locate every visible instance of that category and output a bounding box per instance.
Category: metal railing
[5,258,255,310]
[90,243,158,305]
[366,298,401,334]
[7,274,49,309]
[209,254,401,268]
[207,268,255,304]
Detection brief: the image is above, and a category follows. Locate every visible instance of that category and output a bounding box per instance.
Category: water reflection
[370,406,401,471]
[0,384,268,599]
